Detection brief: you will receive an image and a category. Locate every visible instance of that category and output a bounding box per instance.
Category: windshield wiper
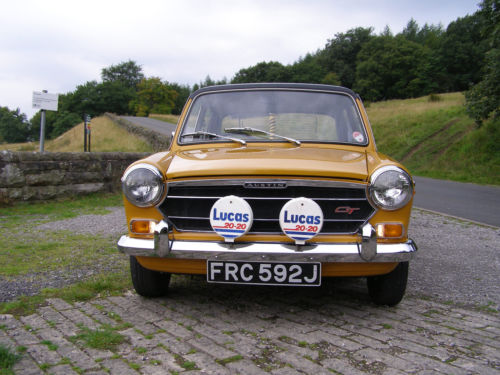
[180,131,246,145]
[224,127,301,146]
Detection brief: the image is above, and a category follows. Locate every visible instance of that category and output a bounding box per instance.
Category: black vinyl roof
[189,83,359,99]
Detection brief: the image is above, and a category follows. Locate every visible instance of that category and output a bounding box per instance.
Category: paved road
[413,176,500,227]
[121,116,178,137]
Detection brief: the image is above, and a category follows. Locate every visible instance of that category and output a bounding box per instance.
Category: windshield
[179,90,368,146]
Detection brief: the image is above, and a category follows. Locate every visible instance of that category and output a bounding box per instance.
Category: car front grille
[158,179,375,235]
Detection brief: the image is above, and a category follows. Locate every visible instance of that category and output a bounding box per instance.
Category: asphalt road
[121,116,177,137]
[413,176,500,227]
[120,116,500,227]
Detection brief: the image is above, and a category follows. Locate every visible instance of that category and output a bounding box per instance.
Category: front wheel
[130,256,171,297]
[367,262,408,306]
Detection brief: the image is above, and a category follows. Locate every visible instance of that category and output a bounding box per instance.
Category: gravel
[36,206,127,236]
[1,206,499,310]
[0,207,128,302]
[408,209,500,309]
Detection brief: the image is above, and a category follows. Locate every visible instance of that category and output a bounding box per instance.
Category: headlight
[122,164,164,207]
[369,166,413,210]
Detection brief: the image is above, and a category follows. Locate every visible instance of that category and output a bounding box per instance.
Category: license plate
[207,260,321,286]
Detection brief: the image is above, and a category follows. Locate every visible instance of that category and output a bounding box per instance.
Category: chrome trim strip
[167,196,368,201]
[167,179,367,189]
[117,235,417,263]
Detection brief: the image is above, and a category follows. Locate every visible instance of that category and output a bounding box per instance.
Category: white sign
[210,195,253,242]
[279,197,324,245]
[32,91,59,111]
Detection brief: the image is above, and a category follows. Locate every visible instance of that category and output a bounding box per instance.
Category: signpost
[83,115,91,152]
[32,91,59,152]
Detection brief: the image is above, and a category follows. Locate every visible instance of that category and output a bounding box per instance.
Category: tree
[288,53,326,83]
[438,13,487,91]
[231,61,291,83]
[317,27,374,88]
[30,110,82,140]
[129,77,178,116]
[101,60,145,90]
[0,107,29,143]
[465,0,500,124]
[354,35,430,101]
[98,80,136,115]
[170,83,191,114]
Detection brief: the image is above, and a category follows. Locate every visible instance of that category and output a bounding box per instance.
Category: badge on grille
[279,198,323,245]
[210,195,253,242]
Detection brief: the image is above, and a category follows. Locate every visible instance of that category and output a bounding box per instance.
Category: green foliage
[30,110,81,140]
[354,35,430,101]
[439,13,487,92]
[0,107,29,143]
[169,82,191,115]
[232,61,291,83]
[70,325,125,351]
[101,60,145,90]
[129,77,179,116]
[0,344,21,374]
[465,0,500,124]
[317,27,374,88]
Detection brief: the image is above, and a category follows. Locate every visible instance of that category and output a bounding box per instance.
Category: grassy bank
[368,93,499,185]
[0,95,497,184]
[0,116,152,153]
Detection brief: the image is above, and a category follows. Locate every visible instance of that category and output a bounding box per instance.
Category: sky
[0,0,480,119]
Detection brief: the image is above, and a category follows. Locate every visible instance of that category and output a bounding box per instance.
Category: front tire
[130,256,171,297]
[367,262,408,306]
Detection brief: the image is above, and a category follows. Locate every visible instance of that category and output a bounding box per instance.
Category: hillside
[368,93,499,185]
[0,116,152,153]
[1,94,497,185]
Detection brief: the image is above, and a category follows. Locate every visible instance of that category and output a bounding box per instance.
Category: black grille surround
[158,179,376,235]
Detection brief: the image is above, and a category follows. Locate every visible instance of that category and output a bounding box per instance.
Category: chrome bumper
[117,222,417,263]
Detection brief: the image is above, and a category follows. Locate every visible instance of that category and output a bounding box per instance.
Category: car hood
[165,146,368,181]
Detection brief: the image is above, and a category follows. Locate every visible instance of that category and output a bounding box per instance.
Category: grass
[367,93,500,185]
[0,192,131,316]
[70,325,126,351]
[216,354,244,365]
[3,96,497,184]
[0,193,126,277]
[0,344,21,374]
[0,116,153,153]
[149,114,179,124]
[0,272,131,317]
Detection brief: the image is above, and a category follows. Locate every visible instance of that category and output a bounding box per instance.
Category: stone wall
[0,151,149,204]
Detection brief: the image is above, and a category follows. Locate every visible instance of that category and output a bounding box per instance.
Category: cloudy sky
[0,0,479,119]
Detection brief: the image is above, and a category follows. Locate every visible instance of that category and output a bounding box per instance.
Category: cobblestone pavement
[1,276,499,375]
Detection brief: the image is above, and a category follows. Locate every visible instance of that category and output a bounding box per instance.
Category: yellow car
[118,83,417,306]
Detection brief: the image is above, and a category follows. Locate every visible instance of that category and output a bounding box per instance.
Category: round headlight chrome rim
[368,166,414,211]
[121,163,165,208]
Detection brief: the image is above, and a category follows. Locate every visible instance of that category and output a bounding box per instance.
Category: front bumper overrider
[117,221,417,263]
